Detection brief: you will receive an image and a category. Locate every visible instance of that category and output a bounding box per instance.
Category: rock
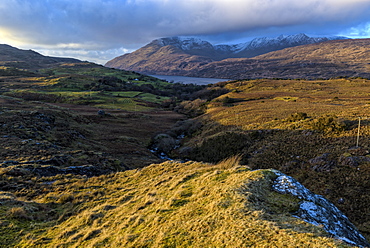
[152,133,178,154]
[338,198,345,204]
[272,170,370,247]
[32,166,61,177]
[309,153,335,172]
[338,156,359,167]
[1,160,19,166]
[32,165,111,177]
[5,167,31,176]
[338,155,370,167]
[348,147,369,156]
[97,110,106,116]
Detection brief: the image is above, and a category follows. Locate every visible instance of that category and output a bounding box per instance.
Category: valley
[0,41,370,247]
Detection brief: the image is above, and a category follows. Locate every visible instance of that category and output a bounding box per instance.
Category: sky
[0,0,370,64]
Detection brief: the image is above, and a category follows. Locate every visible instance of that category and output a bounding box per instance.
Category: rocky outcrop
[272,170,369,247]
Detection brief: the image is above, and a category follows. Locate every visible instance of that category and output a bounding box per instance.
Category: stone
[272,170,370,247]
[32,165,111,177]
[338,156,359,167]
[97,110,106,116]
[309,153,335,172]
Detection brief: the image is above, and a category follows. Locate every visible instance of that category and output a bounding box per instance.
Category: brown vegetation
[170,78,370,241]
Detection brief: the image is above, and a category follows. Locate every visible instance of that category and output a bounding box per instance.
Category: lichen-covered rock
[272,170,370,247]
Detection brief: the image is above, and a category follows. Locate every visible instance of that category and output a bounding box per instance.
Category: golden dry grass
[207,78,370,133]
[17,159,350,247]
[175,78,370,243]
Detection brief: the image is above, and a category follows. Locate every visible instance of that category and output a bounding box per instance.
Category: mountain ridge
[106,36,370,80]
[0,44,81,70]
[105,33,350,78]
[143,33,346,59]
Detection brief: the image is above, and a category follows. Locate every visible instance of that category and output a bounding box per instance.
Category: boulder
[272,170,370,247]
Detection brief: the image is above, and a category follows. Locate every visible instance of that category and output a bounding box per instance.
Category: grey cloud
[1,0,370,62]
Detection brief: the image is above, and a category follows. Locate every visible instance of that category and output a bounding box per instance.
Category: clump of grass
[7,207,31,220]
[309,115,347,134]
[286,112,309,122]
[186,131,261,163]
[274,96,299,102]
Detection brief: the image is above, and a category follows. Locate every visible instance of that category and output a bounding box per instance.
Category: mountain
[105,34,348,78]
[191,38,370,79]
[215,33,343,58]
[0,44,80,70]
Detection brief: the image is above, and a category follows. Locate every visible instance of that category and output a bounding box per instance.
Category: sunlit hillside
[0,158,353,247]
[168,78,370,242]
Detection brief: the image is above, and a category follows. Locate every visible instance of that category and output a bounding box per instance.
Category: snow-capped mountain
[105,33,353,79]
[157,37,214,51]
[152,33,346,58]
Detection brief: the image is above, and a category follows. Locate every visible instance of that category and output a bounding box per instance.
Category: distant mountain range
[155,33,346,60]
[104,33,370,79]
[0,44,80,70]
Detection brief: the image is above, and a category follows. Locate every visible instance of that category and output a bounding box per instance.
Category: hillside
[105,39,215,76]
[0,44,80,70]
[1,45,370,247]
[193,39,370,79]
[2,158,367,247]
[159,78,370,243]
[104,34,358,79]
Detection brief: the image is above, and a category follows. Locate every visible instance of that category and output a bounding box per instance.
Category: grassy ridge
[11,158,349,247]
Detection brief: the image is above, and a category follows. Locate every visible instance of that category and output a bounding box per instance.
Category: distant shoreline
[149,74,228,85]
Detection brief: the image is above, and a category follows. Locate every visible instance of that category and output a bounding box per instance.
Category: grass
[14,158,349,247]
[0,62,177,112]
[1,62,368,246]
[172,78,370,242]
[203,78,370,132]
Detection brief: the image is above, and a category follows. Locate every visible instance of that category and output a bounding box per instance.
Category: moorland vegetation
[0,43,369,247]
[157,78,370,243]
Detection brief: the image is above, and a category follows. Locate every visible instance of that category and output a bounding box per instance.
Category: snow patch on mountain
[156,34,348,55]
[158,37,213,51]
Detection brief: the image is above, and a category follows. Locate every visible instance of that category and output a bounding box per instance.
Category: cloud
[342,22,370,38]
[0,0,370,62]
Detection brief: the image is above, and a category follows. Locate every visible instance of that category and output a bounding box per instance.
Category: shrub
[286,112,308,122]
[175,98,207,117]
[309,115,347,133]
[187,131,261,163]
[152,133,177,154]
